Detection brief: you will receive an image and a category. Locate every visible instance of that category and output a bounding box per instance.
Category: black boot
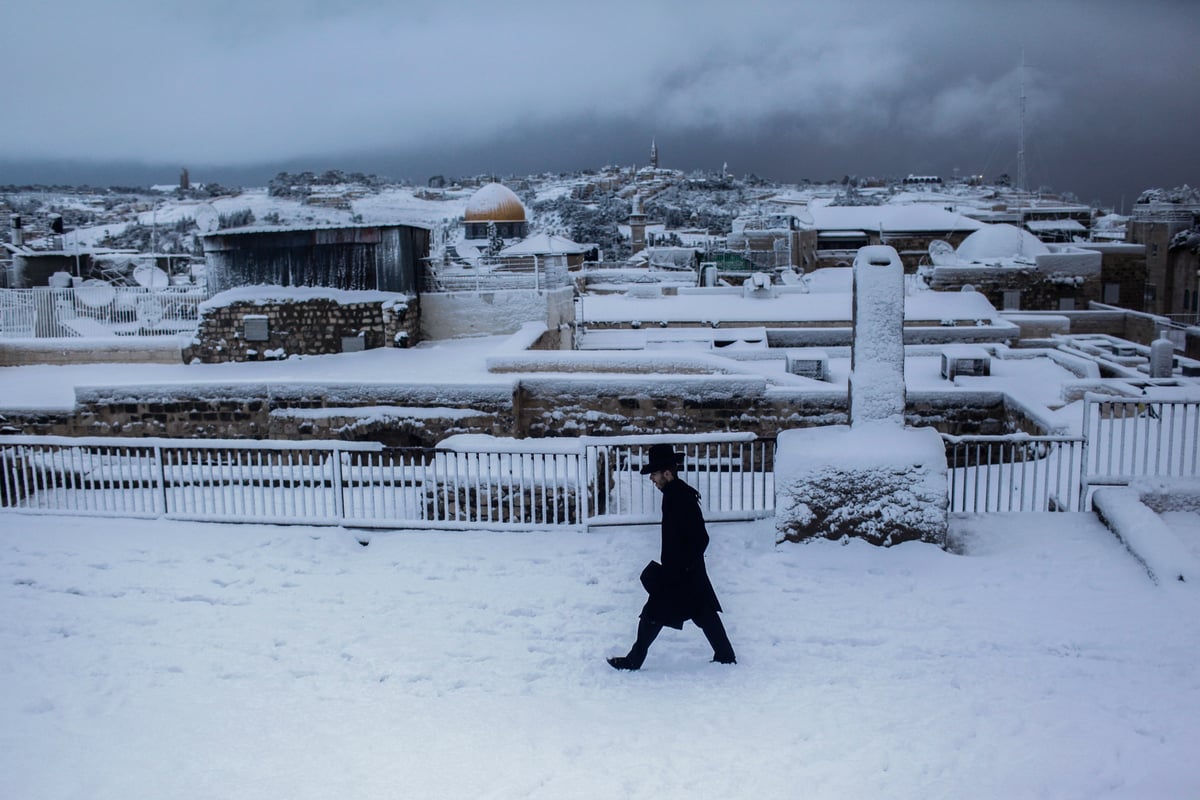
[608,618,662,671]
[695,610,736,665]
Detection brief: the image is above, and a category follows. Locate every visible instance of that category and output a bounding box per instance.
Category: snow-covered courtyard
[3,511,1198,798]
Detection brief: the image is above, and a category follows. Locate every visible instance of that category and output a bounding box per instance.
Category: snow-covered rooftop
[499,232,591,256]
[580,289,1000,324]
[809,202,984,233]
[202,220,431,237]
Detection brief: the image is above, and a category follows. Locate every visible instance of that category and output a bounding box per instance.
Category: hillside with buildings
[2,163,1198,500]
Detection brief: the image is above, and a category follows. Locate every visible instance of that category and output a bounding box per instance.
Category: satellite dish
[133,264,170,287]
[928,239,958,266]
[193,203,219,234]
[75,279,116,308]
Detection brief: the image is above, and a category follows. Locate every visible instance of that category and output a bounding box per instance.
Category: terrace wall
[0,382,1016,441]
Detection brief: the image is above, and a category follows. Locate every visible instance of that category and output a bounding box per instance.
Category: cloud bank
[4,0,1196,206]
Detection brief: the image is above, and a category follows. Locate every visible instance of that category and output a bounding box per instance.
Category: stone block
[775,422,948,547]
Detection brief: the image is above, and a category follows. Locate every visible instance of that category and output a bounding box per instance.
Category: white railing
[424,255,572,294]
[944,434,1086,512]
[0,434,775,529]
[584,438,775,525]
[1082,394,1200,487]
[0,286,206,338]
[945,396,1200,512]
[5,399,1198,525]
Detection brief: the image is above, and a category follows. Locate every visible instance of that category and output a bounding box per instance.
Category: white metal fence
[945,395,1200,512]
[423,255,572,294]
[4,397,1198,525]
[1082,394,1200,487]
[944,434,1086,512]
[0,286,206,338]
[0,434,774,530]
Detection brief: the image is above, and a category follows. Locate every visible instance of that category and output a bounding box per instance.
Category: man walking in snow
[608,444,736,671]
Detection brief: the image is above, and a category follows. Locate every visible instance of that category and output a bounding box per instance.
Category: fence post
[331,446,346,523]
[154,445,168,516]
[1079,397,1093,511]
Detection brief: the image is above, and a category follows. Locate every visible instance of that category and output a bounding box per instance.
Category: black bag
[640,560,664,594]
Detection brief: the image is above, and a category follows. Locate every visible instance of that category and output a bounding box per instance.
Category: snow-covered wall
[1092,486,1196,587]
[420,287,573,344]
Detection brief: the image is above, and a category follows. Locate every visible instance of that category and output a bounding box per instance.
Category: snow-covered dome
[956,223,1049,262]
[464,182,526,223]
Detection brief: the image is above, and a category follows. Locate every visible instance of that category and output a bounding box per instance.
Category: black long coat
[640,477,723,629]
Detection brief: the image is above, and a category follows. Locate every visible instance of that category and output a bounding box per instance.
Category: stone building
[809,204,983,270]
[194,222,430,361]
[1168,228,1200,322]
[725,213,818,272]
[1126,187,1200,316]
[925,224,1145,313]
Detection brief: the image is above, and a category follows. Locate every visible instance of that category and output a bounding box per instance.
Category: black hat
[640,443,684,474]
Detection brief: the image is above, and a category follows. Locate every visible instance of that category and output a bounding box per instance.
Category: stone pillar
[850,245,906,426]
[775,245,948,547]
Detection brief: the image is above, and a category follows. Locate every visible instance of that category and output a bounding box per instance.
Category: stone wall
[515,376,847,439]
[0,381,1018,442]
[930,266,1101,311]
[1094,245,1148,310]
[30,383,518,444]
[183,294,419,364]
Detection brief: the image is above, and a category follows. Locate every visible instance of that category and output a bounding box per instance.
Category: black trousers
[625,609,735,668]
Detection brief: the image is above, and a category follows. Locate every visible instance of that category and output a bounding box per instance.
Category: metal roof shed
[202,223,430,295]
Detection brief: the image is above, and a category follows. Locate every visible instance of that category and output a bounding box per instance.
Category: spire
[650,138,659,170]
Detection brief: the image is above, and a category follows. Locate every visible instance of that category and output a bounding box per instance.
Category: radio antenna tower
[1017,51,1027,201]
[1016,51,1028,257]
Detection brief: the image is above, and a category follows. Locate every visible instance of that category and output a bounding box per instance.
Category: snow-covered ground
[2,511,1198,799]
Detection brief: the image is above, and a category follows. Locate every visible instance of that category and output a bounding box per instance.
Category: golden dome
[464,182,526,223]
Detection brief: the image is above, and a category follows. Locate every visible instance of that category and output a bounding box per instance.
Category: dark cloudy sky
[3,0,1196,209]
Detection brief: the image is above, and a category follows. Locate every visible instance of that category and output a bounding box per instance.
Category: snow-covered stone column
[850,245,905,426]
[775,246,948,547]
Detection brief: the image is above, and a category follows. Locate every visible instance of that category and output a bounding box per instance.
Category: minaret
[629,192,647,255]
[649,138,658,170]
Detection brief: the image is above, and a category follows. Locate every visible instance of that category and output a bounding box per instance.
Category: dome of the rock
[464,182,526,223]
